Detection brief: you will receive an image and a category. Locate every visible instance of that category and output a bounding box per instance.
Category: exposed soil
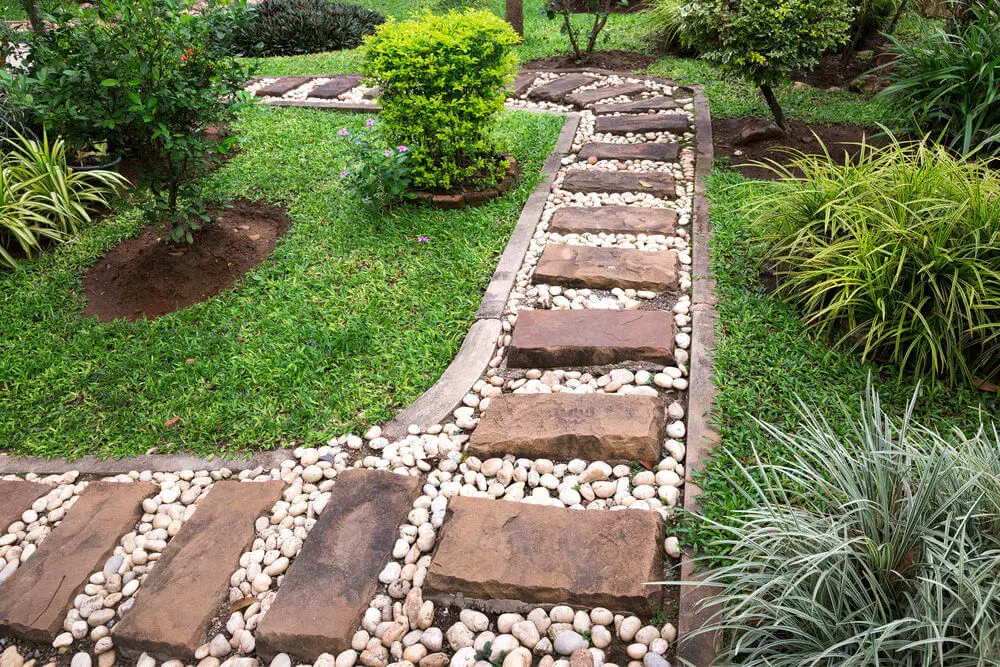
[82,200,292,322]
[790,36,890,90]
[713,118,886,180]
[523,50,657,72]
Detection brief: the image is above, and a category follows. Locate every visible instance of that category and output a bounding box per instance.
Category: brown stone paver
[561,171,677,198]
[548,205,678,236]
[255,469,423,661]
[507,310,675,368]
[511,72,540,97]
[527,74,599,102]
[468,393,664,461]
[255,76,315,97]
[595,113,689,134]
[0,481,155,642]
[0,480,48,532]
[424,497,664,613]
[534,244,679,291]
[578,142,680,163]
[591,98,681,115]
[112,481,285,660]
[564,83,648,107]
[309,75,362,99]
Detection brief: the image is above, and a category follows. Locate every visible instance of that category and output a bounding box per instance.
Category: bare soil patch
[523,50,657,72]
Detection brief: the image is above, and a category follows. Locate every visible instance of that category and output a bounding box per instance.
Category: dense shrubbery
[364,10,519,192]
[748,136,1000,385]
[230,0,385,57]
[695,389,1000,666]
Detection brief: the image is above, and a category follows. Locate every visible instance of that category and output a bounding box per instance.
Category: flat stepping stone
[0,480,48,533]
[508,309,675,368]
[309,75,362,99]
[595,113,689,134]
[0,481,154,642]
[549,205,678,236]
[534,244,679,291]
[564,83,649,107]
[592,98,681,114]
[468,393,664,461]
[561,171,677,198]
[424,496,664,613]
[510,72,539,97]
[255,76,315,97]
[256,469,422,661]
[527,74,599,102]
[578,142,680,163]
[112,481,285,660]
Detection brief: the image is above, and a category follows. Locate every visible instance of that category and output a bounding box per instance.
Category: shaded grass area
[0,107,565,459]
[685,170,999,557]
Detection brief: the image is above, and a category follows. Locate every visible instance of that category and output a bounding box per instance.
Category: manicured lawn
[0,106,565,459]
[683,171,1000,559]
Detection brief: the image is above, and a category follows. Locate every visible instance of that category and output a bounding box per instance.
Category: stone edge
[676,86,720,667]
[0,112,582,474]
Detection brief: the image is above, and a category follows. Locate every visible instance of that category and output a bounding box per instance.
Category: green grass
[684,170,1000,558]
[0,106,565,459]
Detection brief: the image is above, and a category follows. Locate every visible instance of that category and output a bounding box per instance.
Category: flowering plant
[338,118,412,209]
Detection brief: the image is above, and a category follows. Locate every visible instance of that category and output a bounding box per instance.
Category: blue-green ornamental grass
[0,106,565,459]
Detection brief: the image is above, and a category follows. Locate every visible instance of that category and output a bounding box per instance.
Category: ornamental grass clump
[690,388,1000,666]
[747,135,1000,386]
[363,10,520,192]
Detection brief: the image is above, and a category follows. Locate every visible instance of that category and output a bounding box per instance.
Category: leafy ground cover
[0,107,565,459]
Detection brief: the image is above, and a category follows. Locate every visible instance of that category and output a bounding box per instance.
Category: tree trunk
[886,0,908,34]
[759,83,787,131]
[505,0,524,39]
[23,0,43,32]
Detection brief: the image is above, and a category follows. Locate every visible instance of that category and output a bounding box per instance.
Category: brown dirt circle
[81,200,293,322]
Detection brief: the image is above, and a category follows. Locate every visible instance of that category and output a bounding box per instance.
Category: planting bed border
[409,155,521,209]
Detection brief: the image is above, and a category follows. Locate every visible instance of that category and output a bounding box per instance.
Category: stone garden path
[1,71,702,667]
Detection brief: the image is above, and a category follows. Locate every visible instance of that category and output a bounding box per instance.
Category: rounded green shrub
[230,0,385,57]
[364,10,520,192]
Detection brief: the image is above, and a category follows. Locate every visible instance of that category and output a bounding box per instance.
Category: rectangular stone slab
[510,72,539,97]
[561,171,677,198]
[112,481,285,660]
[595,113,689,134]
[256,76,314,97]
[255,470,423,661]
[578,142,680,163]
[0,481,155,642]
[0,480,48,533]
[549,205,678,236]
[527,74,599,102]
[592,98,681,114]
[534,245,679,291]
[309,75,362,99]
[507,309,675,368]
[468,393,664,461]
[564,83,649,107]
[424,497,664,613]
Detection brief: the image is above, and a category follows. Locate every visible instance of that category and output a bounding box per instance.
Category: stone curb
[676,86,721,667]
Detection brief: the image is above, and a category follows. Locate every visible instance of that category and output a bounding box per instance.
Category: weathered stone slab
[0,481,155,642]
[468,393,664,461]
[549,205,678,236]
[561,171,677,198]
[510,72,539,97]
[0,480,48,533]
[595,113,689,134]
[424,497,664,613]
[527,74,599,102]
[309,75,362,99]
[534,244,679,291]
[592,98,681,114]
[256,470,423,661]
[564,83,648,107]
[508,310,675,368]
[112,481,285,660]
[578,142,680,163]
[255,76,315,97]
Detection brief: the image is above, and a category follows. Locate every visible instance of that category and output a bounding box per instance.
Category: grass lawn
[0,106,565,459]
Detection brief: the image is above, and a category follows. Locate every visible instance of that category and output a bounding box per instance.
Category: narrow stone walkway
[1,70,699,667]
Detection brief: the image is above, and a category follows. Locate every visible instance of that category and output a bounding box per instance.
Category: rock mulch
[0,70,700,667]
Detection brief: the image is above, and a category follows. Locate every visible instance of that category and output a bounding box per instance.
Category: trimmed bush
[364,10,520,192]
[748,136,1000,385]
[230,0,385,57]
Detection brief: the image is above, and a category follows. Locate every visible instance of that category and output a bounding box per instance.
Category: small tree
[679,0,854,130]
[545,0,628,63]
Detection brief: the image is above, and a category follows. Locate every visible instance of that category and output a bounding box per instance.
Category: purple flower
[337,128,349,136]
[340,170,349,178]
[397,145,409,152]
[416,236,430,243]
[383,149,393,157]
[366,117,377,126]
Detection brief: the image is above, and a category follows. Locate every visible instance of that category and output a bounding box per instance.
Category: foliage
[644,0,694,55]
[689,388,1000,666]
[880,3,1000,158]
[844,0,898,58]
[544,0,628,62]
[746,135,1000,386]
[0,133,126,269]
[337,118,412,210]
[0,84,32,144]
[364,10,520,191]
[229,0,385,57]
[676,0,854,127]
